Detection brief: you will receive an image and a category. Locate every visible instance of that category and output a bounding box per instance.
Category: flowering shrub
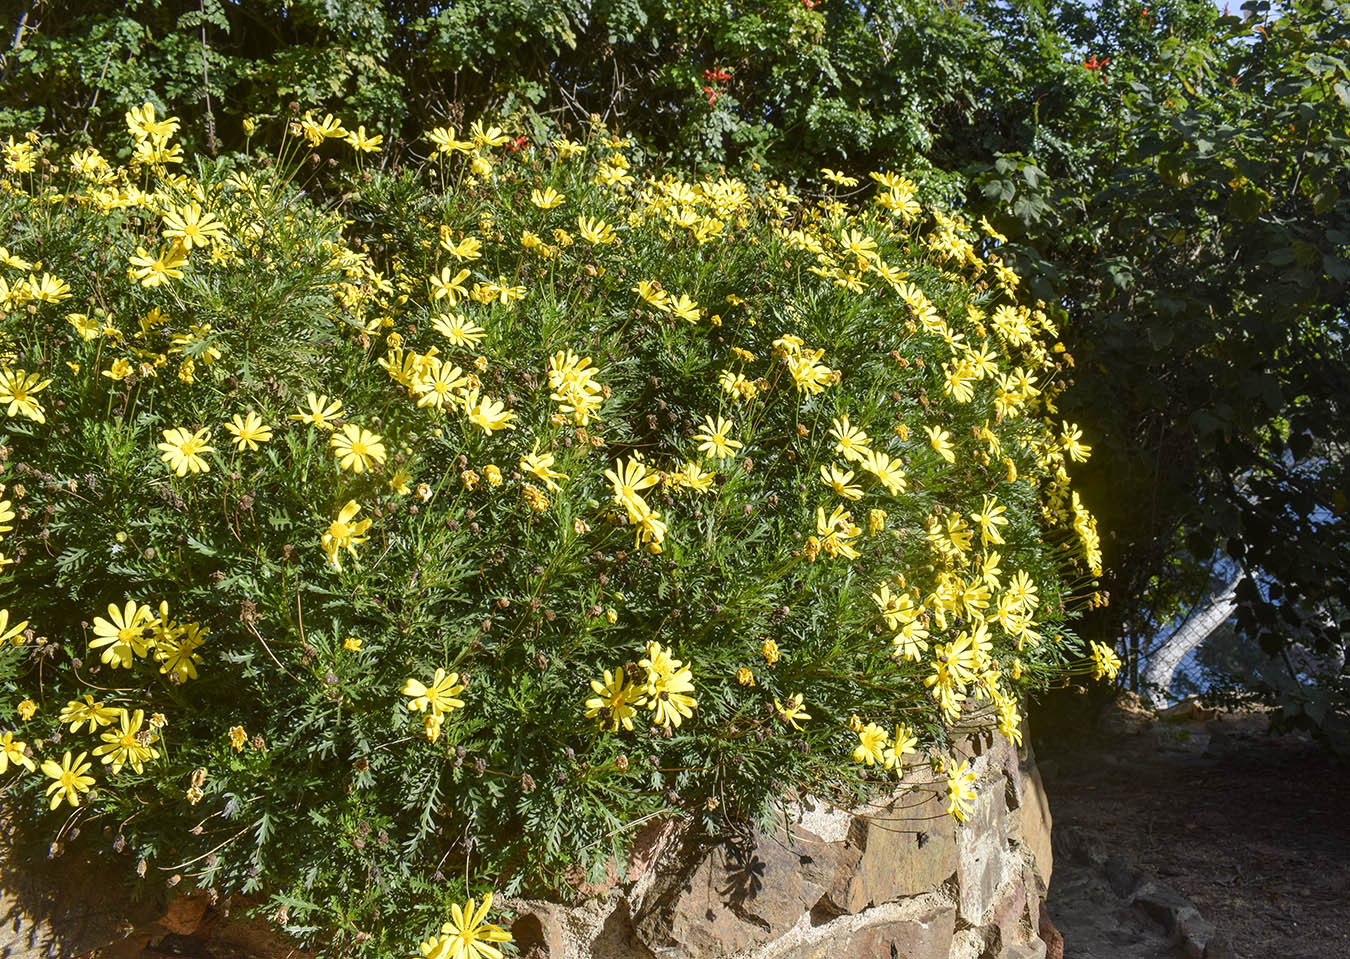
[0,108,1112,955]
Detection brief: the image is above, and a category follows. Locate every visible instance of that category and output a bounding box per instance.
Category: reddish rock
[1158,697,1217,722]
[158,894,209,936]
[1038,901,1064,959]
[988,873,1030,947]
[626,818,680,883]
[563,857,623,898]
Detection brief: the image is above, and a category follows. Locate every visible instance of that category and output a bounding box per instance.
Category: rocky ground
[1039,699,1350,959]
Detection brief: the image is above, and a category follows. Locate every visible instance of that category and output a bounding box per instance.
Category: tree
[1030,0,1350,675]
[1140,562,1243,705]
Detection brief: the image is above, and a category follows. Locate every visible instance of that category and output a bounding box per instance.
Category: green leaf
[1308,179,1339,215]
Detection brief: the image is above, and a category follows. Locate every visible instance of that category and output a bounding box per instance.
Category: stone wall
[507,728,1055,959]
[0,728,1053,959]
[0,856,304,959]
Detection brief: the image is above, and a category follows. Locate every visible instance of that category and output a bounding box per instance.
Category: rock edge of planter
[1,727,1053,959]
[504,727,1055,959]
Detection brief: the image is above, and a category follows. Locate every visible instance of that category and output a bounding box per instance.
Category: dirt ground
[1038,703,1350,959]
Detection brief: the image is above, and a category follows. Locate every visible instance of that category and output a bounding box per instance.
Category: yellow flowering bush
[0,106,1108,955]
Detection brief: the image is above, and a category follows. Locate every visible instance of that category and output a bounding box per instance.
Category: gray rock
[771,897,956,959]
[1174,909,1218,959]
[1051,825,1107,870]
[1132,880,1201,936]
[1105,856,1146,899]
[956,774,1010,922]
[1002,940,1048,959]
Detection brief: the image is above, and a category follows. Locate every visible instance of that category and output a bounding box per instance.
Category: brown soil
[1039,704,1350,959]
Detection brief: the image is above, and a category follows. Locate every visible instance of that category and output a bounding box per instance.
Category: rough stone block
[834,784,957,914]
[502,896,654,959]
[988,873,1030,948]
[158,894,209,936]
[773,897,956,959]
[842,902,956,959]
[955,776,1010,923]
[510,903,569,959]
[633,821,858,957]
[1132,880,1200,936]
[953,722,1016,784]
[1051,825,1106,870]
[1175,910,1218,959]
[949,927,993,959]
[1038,901,1064,959]
[1006,724,1037,810]
[590,899,658,959]
[0,840,162,959]
[1001,940,1048,959]
[1105,856,1146,899]
[791,794,854,844]
[1016,761,1053,891]
[628,818,682,884]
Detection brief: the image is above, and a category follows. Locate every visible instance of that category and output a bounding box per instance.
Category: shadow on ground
[1039,701,1350,959]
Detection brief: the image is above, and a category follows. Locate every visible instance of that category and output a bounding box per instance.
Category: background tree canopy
[5,0,1348,702]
